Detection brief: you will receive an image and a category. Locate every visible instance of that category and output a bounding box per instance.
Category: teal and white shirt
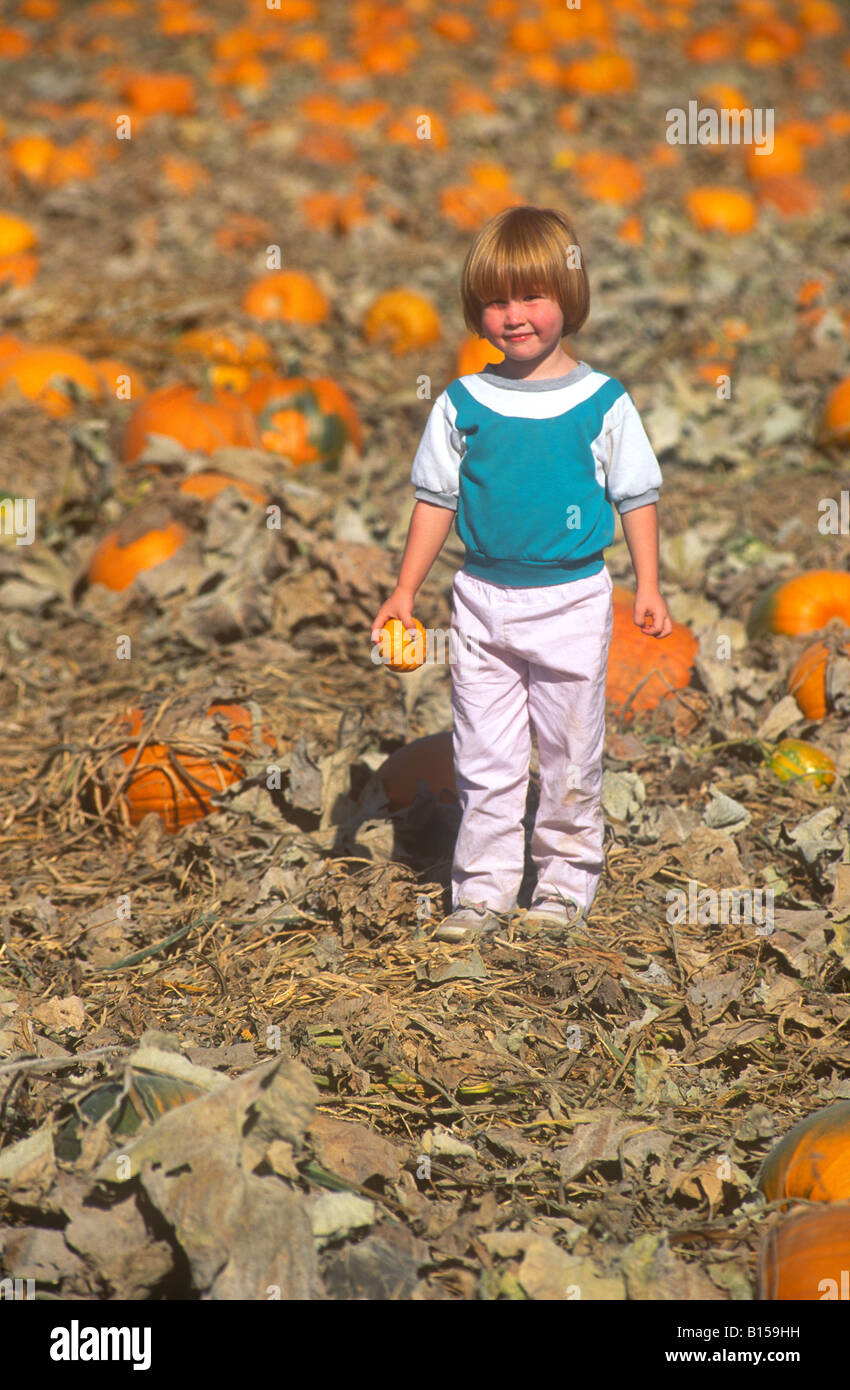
[410,360,663,587]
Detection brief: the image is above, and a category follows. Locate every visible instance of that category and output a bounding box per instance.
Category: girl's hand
[634,587,673,638]
[371,589,419,644]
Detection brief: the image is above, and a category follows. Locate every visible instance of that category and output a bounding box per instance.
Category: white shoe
[433,902,501,942]
[521,893,584,928]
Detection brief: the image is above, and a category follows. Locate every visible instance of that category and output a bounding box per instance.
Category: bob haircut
[459,205,590,339]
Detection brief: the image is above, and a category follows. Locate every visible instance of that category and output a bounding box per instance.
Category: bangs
[460,205,590,338]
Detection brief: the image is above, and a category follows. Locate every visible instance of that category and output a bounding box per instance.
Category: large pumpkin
[758,1101,850,1205]
[243,374,362,465]
[760,1204,850,1300]
[377,731,458,811]
[747,570,850,638]
[606,585,698,718]
[111,701,275,832]
[123,382,261,463]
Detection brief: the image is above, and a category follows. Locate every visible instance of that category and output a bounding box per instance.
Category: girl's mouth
[505,333,532,341]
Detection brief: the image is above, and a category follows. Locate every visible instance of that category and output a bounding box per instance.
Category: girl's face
[479,290,564,360]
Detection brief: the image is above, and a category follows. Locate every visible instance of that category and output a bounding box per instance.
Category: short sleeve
[410,390,462,511]
[605,393,663,514]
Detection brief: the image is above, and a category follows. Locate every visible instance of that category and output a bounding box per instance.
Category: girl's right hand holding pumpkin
[371,589,419,644]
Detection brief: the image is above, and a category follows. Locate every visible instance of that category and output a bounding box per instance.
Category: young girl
[371,205,672,942]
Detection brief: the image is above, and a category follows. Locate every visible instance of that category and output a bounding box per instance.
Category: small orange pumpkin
[123,383,261,463]
[112,701,275,832]
[758,1101,850,1205]
[87,507,189,592]
[241,269,329,323]
[607,586,698,719]
[362,289,442,355]
[573,151,644,204]
[685,187,757,234]
[456,336,504,376]
[177,470,267,505]
[745,130,805,182]
[0,213,37,256]
[93,357,147,400]
[560,53,636,95]
[759,1203,850,1300]
[375,617,427,673]
[818,377,850,447]
[0,346,100,417]
[788,634,850,720]
[377,731,458,812]
[119,71,197,116]
[243,375,362,464]
[747,570,850,637]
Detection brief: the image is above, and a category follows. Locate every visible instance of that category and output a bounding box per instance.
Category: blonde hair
[459,205,590,338]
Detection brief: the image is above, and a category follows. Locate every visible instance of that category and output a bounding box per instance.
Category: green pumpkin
[767,738,836,791]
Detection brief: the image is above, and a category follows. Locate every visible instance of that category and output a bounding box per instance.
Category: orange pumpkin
[560,53,636,95]
[759,1204,850,1300]
[377,731,458,812]
[755,176,821,218]
[177,470,267,505]
[0,346,100,417]
[93,357,147,400]
[439,163,523,231]
[0,212,37,256]
[455,336,504,376]
[243,375,362,464]
[0,251,38,287]
[606,586,698,718]
[87,507,189,592]
[685,187,757,234]
[119,72,197,116]
[241,269,329,323]
[0,334,24,369]
[172,326,274,393]
[375,617,427,673]
[818,377,850,447]
[6,134,55,182]
[685,26,736,62]
[112,701,275,832]
[745,130,805,181]
[123,383,261,463]
[758,1101,850,1205]
[747,571,850,637]
[788,635,850,720]
[573,151,644,204]
[362,289,442,355]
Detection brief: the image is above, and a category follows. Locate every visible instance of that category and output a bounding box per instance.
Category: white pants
[449,564,613,914]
